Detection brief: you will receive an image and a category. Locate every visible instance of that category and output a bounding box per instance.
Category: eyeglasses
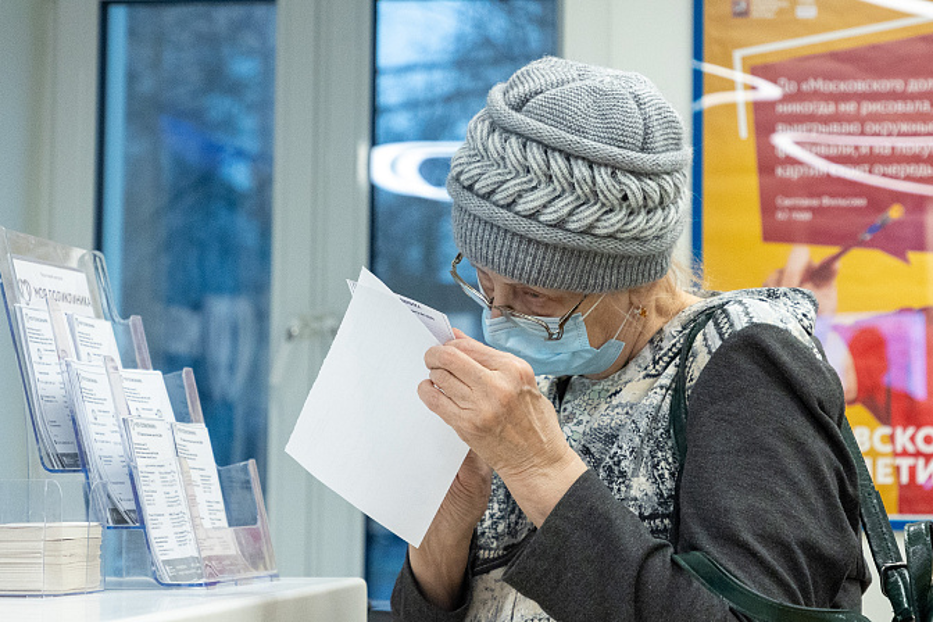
[450,253,586,341]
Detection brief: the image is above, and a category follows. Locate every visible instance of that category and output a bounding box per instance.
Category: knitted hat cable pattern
[448,56,692,293]
[452,111,688,251]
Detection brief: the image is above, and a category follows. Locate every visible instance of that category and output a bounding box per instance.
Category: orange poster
[699,0,933,520]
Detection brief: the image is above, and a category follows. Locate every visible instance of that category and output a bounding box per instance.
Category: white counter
[0,577,367,622]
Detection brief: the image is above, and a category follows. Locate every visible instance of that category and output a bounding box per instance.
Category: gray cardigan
[391,322,870,621]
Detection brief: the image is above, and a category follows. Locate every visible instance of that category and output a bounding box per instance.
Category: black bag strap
[673,551,872,622]
[670,305,720,465]
[906,522,933,622]
[669,304,917,622]
[839,417,916,622]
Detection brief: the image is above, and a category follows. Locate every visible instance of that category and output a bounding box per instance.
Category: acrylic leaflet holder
[109,366,277,587]
[0,226,150,473]
[0,479,103,596]
[0,226,276,589]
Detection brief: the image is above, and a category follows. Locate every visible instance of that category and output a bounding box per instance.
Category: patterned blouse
[463,287,821,622]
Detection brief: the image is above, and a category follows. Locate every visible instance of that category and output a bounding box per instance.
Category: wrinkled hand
[409,450,491,611]
[418,329,586,526]
[430,449,492,540]
[764,245,839,316]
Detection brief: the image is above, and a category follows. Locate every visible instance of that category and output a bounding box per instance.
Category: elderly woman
[391,57,869,621]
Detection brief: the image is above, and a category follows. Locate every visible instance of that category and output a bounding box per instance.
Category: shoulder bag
[668,305,932,622]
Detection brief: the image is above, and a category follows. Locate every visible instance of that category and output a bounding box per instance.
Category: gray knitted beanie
[448,56,692,293]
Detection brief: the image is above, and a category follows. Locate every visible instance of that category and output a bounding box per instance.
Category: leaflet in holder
[64,358,138,526]
[173,423,227,530]
[8,258,99,471]
[10,256,97,318]
[115,368,176,423]
[13,302,81,470]
[122,418,203,585]
[65,356,179,529]
[68,314,123,367]
[173,423,251,580]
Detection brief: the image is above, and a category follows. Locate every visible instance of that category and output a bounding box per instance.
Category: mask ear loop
[580,294,604,320]
[580,294,646,342]
[607,303,648,342]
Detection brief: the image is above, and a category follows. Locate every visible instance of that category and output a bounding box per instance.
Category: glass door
[367,0,558,608]
[97,1,276,477]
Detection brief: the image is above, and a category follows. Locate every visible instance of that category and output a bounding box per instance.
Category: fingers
[428,366,471,404]
[763,268,782,288]
[445,336,534,379]
[418,378,461,428]
[424,343,491,392]
[444,328,533,378]
[779,245,812,287]
[451,327,470,340]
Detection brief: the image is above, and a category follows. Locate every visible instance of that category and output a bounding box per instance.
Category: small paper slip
[68,315,123,367]
[123,418,203,584]
[286,267,468,546]
[347,268,455,344]
[119,368,176,422]
[14,304,80,464]
[173,422,228,529]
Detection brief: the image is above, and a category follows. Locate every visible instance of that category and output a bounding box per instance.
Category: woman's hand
[409,450,491,610]
[418,330,586,526]
[764,245,839,316]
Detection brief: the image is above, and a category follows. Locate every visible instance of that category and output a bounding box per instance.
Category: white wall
[0,1,41,235]
[0,0,49,479]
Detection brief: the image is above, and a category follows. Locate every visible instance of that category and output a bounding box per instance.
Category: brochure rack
[113,368,277,587]
[0,227,149,474]
[0,226,277,591]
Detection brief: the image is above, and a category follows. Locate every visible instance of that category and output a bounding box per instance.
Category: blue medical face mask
[482,296,636,377]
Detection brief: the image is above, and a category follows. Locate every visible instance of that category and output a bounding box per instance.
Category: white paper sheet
[123,417,202,584]
[286,268,468,546]
[119,369,176,423]
[173,423,228,529]
[68,315,123,367]
[15,305,78,456]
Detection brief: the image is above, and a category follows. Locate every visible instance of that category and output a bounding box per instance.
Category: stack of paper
[0,522,102,594]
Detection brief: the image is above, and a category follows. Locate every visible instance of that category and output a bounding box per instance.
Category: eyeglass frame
[450,253,587,341]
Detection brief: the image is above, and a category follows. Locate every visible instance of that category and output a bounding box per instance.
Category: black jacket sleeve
[500,324,869,621]
[391,550,472,622]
